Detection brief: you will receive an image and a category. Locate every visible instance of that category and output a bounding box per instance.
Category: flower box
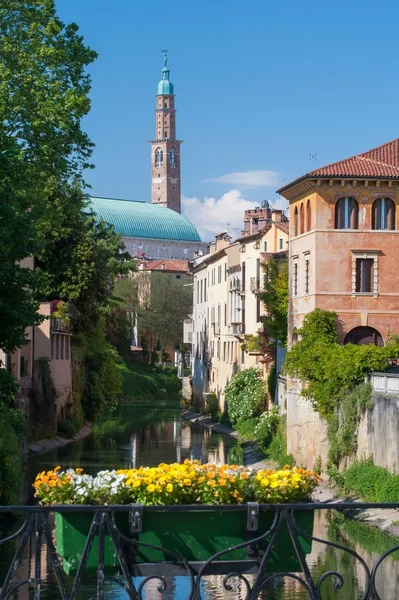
[55,507,314,575]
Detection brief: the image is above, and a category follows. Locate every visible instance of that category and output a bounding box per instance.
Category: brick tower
[150,52,182,213]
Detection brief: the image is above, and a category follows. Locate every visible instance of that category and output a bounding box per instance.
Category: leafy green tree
[73,324,123,421]
[117,272,193,352]
[0,0,96,352]
[35,185,131,332]
[259,257,288,346]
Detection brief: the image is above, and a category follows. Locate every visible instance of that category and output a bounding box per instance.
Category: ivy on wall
[285,308,399,419]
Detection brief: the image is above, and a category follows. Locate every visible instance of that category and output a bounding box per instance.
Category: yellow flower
[166,483,173,492]
[75,468,83,475]
[261,478,269,486]
[219,478,227,486]
[147,484,156,492]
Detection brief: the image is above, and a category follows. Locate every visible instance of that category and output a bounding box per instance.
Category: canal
[13,398,399,598]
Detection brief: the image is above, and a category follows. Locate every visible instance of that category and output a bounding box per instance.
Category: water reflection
[27,400,240,495]
[14,399,399,598]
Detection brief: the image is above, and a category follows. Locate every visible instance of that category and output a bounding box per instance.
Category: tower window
[164,131,167,138]
[155,148,163,166]
[164,102,167,108]
[169,149,176,167]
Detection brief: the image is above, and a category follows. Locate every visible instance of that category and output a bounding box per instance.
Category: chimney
[271,209,282,223]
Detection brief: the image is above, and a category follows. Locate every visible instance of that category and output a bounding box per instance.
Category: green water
[10,400,399,598]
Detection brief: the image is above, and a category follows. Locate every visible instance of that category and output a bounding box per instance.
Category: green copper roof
[157,54,174,95]
[89,197,201,242]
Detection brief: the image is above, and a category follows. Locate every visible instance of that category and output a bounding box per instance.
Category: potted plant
[34,461,319,575]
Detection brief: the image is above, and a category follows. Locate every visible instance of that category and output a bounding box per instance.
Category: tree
[259,257,288,346]
[35,185,132,332]
[117,273,193,353]
[0,0,97,352]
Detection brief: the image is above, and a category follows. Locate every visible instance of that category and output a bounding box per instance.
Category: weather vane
[161,48,168,67]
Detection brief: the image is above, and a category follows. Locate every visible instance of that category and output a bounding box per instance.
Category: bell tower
[150,51,183,214]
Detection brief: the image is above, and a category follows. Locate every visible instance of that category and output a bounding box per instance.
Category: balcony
[250,277,261,293]
[229,323,244,335]
[50,317,70,333]
[1,503,398,599]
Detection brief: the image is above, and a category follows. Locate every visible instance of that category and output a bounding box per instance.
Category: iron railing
[0,502,398,599]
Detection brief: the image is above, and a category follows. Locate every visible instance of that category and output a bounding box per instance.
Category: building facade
[278,138,399,346]
[190,210,289,411]
[0,260,72,414]
[278,138,399,470]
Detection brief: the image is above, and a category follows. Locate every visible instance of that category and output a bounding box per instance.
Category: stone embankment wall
[278,373,399,472]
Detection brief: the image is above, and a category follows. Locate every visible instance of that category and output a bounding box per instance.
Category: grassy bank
[117,362,181,402]
[332,457,399,502]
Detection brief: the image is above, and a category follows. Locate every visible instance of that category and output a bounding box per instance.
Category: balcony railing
[50,317,70,333]
[0,503,398,599]
[229,323,243,335]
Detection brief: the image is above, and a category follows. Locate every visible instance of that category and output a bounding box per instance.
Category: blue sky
[57,0,399,240]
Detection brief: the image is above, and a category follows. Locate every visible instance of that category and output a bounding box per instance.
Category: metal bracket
[129,504,143,534]
[246,502,259,532]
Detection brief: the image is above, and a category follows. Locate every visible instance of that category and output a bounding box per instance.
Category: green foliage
[28,358,57,440]
[204,392,219,420]
[0,413,23,504]
[0,0,97,353]
[58,412,83,439]
[117,272,193,351]
[266,416,295,467]
[117,362,181,402]
[254,407,280,446]
[335,458,399,503]
[235,418,258,442]
[327,383,373,468]
[258,257,288,345]
[74,325,123,422]
[285,308,399,417]
[36,186,132,333]
[225,368,266,427]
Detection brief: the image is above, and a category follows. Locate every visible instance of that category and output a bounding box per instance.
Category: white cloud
[205,170,279,188]
[182,190,285,242]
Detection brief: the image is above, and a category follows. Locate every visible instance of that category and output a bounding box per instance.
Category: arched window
[344,326,383,347]
[372,198,395,230]
[306,200,312,232]
[299,203,305,234]
[169,149,176,167]
[293,206,298,237]
[155,148,163,166]
[335,197,359,229]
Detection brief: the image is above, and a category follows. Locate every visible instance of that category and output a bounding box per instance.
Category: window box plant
[34,461,319,575]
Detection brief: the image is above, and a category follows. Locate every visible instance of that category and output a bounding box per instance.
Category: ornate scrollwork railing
[0,503,398,599]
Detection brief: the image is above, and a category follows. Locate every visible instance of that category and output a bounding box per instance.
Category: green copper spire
[157,49,174,95]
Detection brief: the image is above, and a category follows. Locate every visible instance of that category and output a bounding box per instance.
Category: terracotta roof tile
[275,221,289,234]
[141,259,189,273]
[278,139,399,194]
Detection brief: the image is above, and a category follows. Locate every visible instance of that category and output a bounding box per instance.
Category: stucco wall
[283,375,399,472]
[286,383,329,471]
